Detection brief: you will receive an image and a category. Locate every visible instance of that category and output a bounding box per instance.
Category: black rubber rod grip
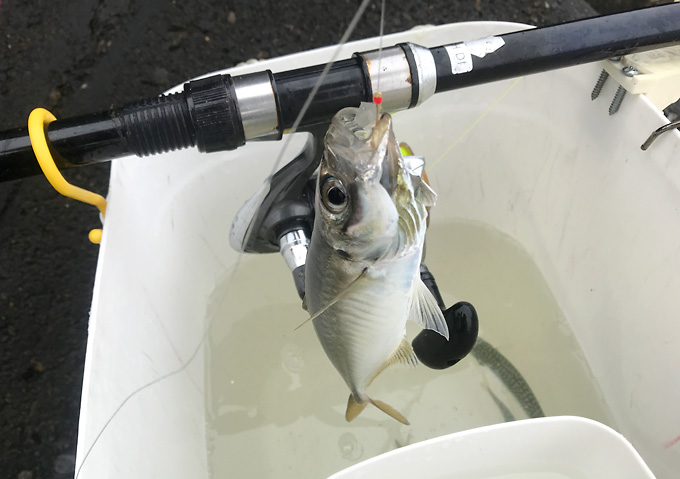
[0,75,245,182]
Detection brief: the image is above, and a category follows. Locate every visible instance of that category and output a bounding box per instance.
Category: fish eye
[321,177,348,213]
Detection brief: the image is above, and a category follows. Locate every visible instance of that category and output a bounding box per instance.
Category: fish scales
[310,243,417,391]
[305,102,449,425]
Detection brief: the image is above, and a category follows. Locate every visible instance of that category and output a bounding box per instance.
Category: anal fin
[367,338,418,388]
[387,338,418,368]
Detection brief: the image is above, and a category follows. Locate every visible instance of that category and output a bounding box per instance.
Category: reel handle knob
[413,299,479,370]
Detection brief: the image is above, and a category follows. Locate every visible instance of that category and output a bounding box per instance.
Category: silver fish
[473,337,544,419]
[304,102,449,425]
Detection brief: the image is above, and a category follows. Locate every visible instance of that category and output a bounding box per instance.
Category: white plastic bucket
[328,416,656,479]
[75,22,680,479]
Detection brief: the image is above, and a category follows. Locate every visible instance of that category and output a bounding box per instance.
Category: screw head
[622,66,639,77]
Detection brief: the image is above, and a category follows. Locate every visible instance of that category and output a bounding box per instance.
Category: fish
[304,102,449,425]
[472,337,544,419]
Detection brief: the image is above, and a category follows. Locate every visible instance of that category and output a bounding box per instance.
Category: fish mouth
[326,103,400,193]
[372,113,399,195]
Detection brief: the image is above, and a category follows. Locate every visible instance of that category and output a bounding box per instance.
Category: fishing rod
[1,3,680,183]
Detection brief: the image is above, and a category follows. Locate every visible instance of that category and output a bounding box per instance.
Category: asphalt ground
[0,1,671,478]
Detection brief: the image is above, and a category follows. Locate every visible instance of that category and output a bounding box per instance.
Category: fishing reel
[229,125,327,298]
[229,128,478,370]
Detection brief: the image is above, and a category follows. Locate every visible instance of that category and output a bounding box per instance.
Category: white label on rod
[445,43,473,74]
[466,36,506,58]
[445,36,505,75]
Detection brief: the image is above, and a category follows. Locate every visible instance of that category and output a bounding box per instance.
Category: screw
[591,57,623,101]
[609,86,627,115]
[622,66,639,77]
[591,70,609,100]
[609,66,639,115]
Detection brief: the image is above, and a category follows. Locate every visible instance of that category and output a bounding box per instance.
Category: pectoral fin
[408,276,449,340]
[295,268,369,330]
[416,177,437,208]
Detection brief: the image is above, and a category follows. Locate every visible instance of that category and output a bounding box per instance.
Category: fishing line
[429,77,524,171]
[268,0,373,180]
[374,0,386,117]
[74,259,235,477]
[297,0,388,329]
[75,1,373,476]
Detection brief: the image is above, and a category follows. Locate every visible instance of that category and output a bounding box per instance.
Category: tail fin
[345,394,410,425]
[370,399,410,425]
[345,394,368,422]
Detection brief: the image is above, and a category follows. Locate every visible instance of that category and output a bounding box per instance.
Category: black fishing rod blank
[1,3,680,182]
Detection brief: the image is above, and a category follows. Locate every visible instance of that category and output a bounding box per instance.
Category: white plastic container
[328,416,656,479]
[75,22,680,479]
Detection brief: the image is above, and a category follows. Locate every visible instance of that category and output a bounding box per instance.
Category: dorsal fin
[416,178,437,208]
[408,276,449,340]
